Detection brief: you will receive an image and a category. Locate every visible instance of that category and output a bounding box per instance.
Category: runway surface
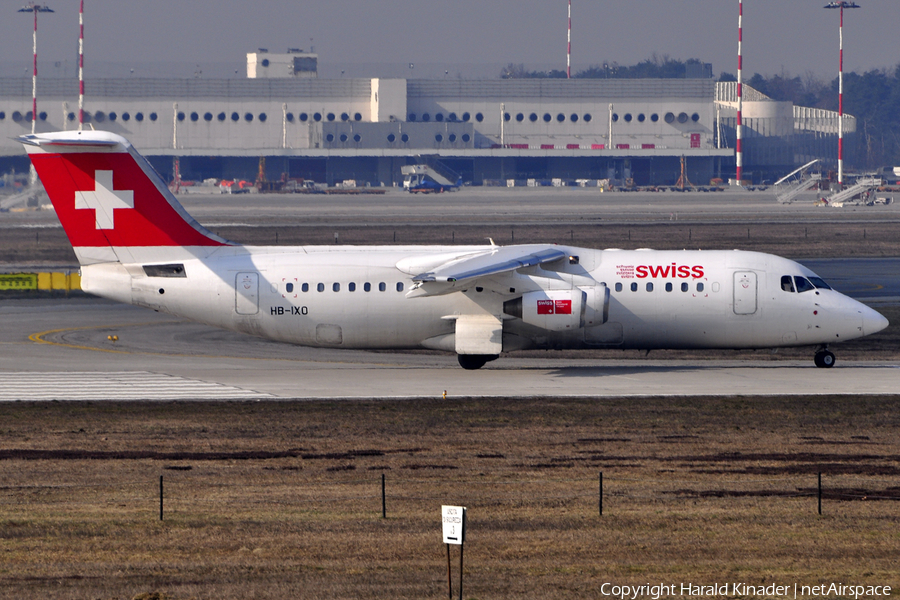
[1,298,895,401]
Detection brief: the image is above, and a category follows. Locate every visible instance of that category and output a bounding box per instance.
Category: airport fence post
[818,472,822,515]
[159,475,164,521]
[381,473,386,519]
[599,471,603,516]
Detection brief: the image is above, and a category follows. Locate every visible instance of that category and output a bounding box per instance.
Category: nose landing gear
[814,347,836,368]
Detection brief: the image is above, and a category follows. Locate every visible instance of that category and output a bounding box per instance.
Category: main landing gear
[814,347,836,369]
[457,354,499,370]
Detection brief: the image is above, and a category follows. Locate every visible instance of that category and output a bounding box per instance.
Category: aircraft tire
[457,354,496,370]
[814,350,836,369]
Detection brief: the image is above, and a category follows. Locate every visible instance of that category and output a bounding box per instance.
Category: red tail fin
[20,131,229,265]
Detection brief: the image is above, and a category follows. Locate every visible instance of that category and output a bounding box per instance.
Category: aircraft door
[733,271,758,315]
[235,272,259,315]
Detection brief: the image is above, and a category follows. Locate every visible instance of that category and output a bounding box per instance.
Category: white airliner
[20,130,888,369]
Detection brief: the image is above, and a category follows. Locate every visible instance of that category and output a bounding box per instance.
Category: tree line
[502,56,900,169]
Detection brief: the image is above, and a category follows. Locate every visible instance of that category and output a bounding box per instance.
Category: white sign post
[441,505,466,600]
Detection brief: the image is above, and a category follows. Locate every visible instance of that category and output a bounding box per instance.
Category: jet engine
[503,284,608,331]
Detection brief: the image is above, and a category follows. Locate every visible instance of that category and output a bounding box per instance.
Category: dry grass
[2,397,899,599]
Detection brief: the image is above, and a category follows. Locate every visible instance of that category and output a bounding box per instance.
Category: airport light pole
[735,0,743,185]
[18,2,54,135]
[824,1,860,188]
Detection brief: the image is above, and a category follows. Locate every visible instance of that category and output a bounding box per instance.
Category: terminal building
[0,50,851,187]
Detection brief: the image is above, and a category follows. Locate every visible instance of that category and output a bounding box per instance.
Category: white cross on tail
[74,170,134,229]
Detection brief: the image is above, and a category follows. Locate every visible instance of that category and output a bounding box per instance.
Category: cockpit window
[781,275,795,293]
[808,276,832,290]
[794,276,816,293]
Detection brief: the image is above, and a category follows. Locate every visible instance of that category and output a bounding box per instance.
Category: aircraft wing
[407,245,567,297]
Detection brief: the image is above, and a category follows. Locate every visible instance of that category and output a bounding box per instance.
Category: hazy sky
[1,1,898,80]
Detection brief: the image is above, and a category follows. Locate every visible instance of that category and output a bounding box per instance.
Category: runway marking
[0,371,272,401]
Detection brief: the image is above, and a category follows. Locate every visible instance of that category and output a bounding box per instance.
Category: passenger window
[665,282,673,292]
[286,283,294,293]
[317,283,325,292]
[781,275,795,293]
[396,282,404,292]
[646,282,653,292]
[615,283,623,292]
[349,282,356,292]
[333,283,340,292]
[681,282,689,292]
[364,282,371,292]
[697,282,704,292]
[794,277,816,293]
[378,282,386,292]
[809,276,832,290]
[630,282,638,292]
[302,283,309,292]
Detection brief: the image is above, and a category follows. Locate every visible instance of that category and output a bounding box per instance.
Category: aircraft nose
[861,305,889,336]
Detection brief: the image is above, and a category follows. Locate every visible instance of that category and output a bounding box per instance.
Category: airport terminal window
[630,282,638,292]
[204,112,213,121]
[349,282,356,292]
[448,112,458,121]
[401,133,409,142]
[624,113,632,123]
[341,112,349,121]
[340,134,348,142]
[422,113,430,122]
[681,282,689,292]
[379,282,386,292]
[677,112,689,123]
[230,112,239,121]
[781,276,795,293]
[516,113,524,122]
[692,113,700,122]
[354,113,362,121]
[666,282,673,292]
[150,112,158,121]
[326,133,335,142]
[259,113,267,122]
[301,283,309,292]
[261,58,269,67]
[136,112,144,122]
[504,112,511,122]
[122,112,130,121]
[244,112,253,122]
[664,112,675,124]
[12,111,22,122]
[25,111,33,122]
[449,133,457,142]
[327,113,335,121]
[436,113,444,122]
[435,134,443,142]
[299,112,308,121]
[462,112,470,121]
[387,133,396,142]
[333,283,340,292]
[461,133,470,142]
[570,113,578,122]
[557,113,565,122]
[611,113,619,122]
[285,112,294,122]
[0,111,4,120]
[313,112,322,121]
[795,276,816,293]
[408,113,417,121]
[637,113,645,122]
[189,112,197,122]
[697,283,704,292]
[475,112,484,122]
[651,113,659,122]
[286,283,293,293]
[353,133,361,142]
[543,113,551,122]
[39,111,47,121]
[396,282,404,292]
[317,283,325,292]
[94,111,106,123]
[530,113,538,122]
[364,282,372,292]
[583,113,592,122]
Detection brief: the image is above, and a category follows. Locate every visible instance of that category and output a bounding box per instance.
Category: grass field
[1,397,899,599]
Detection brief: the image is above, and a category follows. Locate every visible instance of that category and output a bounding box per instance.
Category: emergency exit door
[733,271,758,315]
[235,272,259,315]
